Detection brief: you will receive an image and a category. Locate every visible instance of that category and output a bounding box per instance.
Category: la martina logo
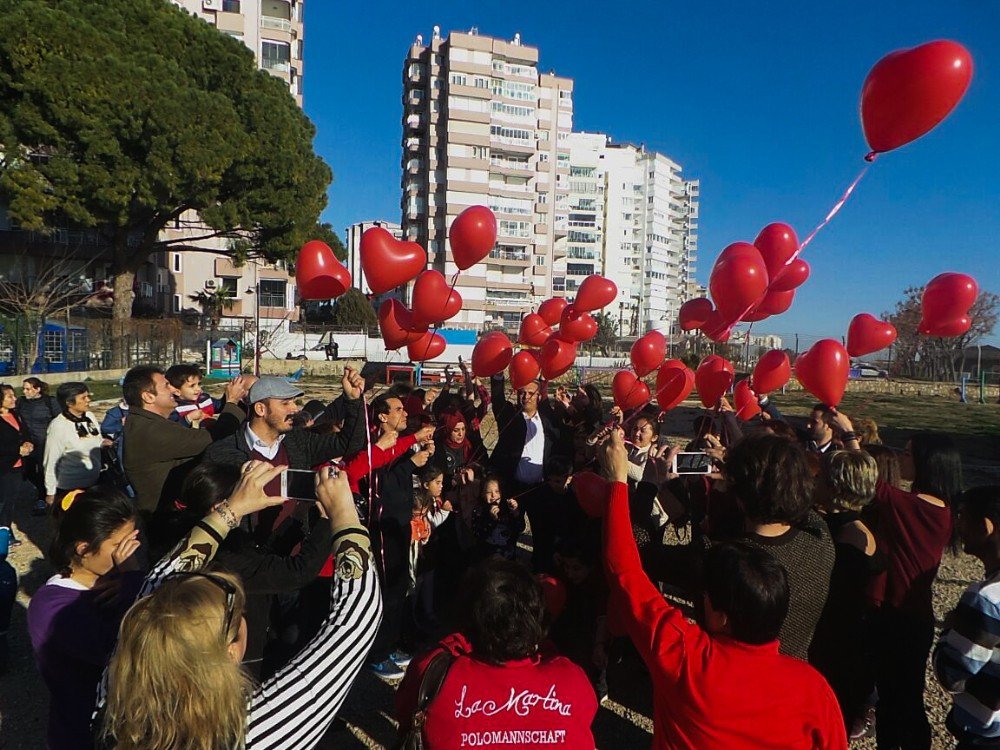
[454,684,573,719]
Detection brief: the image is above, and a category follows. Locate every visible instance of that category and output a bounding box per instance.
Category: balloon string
[416,271,462,364]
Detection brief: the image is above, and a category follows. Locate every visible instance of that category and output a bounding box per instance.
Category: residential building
[566,132,699,334]
[400,28,573,331]
[346,220,403,297]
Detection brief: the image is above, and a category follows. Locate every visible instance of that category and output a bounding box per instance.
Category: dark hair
[56,382,89,410]
[49,487,137,575]
[555,537,594,567]
[764,420,798,441]
[957,486,1000,529]
[123,366,163,409]
[0,384,13,398]
[811,403,834,416]
[386,383,413,399]
[703,542,789,645]
[23,377,49,396]
[461,558,547,663]
[725,434,814,524]
[412,388,426,399]
[179,463,240,518]
[164,364,203,389]
[418,464,444,486]
[577,384,603,429]
[370,393,399,422]
[909,432,963,504]
[864,444,903,489]
[544,455,574,480]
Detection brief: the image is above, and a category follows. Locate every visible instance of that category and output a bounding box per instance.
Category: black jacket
[487,374,569,481]
[0,410,31,474]
[15,396,59,445]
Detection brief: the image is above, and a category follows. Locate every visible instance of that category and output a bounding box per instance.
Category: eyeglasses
[168,572,239,643]
[75,421,100,438]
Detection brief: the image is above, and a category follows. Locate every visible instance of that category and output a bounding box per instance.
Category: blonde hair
[855,417,881,446]
[101,571,251,750]
[826,451,878,511]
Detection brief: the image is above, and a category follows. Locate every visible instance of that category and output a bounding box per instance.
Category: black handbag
[397,650,455,750]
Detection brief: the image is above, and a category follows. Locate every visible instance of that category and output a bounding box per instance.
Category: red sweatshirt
[604,481,847,750]
[396,633,597,750]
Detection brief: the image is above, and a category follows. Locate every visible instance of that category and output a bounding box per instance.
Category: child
[471,475,524,561]
[165,364,222,428]
[409,466,451,590]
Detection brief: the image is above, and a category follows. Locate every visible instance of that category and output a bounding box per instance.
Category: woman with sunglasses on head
[96,461,382,750]
[42,382,104,511]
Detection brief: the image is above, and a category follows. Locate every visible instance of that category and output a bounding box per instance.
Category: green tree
[330,288,377,329]
[592,311,620,356]
[311,222,347,261]
[0,0,331,365]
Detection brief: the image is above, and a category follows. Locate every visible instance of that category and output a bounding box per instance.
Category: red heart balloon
[655,360,695,412]
[295,241,352,301]
[537,298,568,327]
[769,258,810,292]
[378,299,427,350]
[612,371,651,411]
[679,297,714,331]
[630,331,666,377]
[407,331,447,362]
[519,313,552,347]
[752,350,791,395]
[754,223,800,280]
[921,315,971,338]
[695,355,735,409]
[709,242,769,321]
[862,40,973,154]
[847,313,898,357]
[360,227,427,295]
[700,311,732,343]
[741,306,771,323]
[734,379,762,420]
[572,471,609,518]
[919,272,978,335]
[508,350,541,390]
[795,339,850,407]
[574,275,618,313]
[755,288,795,316]
[559,306,598,343]
[471,331,514,377]
[411,270,463,325]
[538,337,578,380]
[450,205,497,271]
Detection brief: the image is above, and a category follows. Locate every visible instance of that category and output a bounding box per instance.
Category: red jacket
[396,633,597,750]
[604,481,847,750]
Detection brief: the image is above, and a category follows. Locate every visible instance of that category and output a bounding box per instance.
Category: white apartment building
[401,28,574,331]
[346,220,403,297]
[567,132,699,335]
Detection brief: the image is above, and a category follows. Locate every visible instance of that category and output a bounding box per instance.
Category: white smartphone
[281,468,318,502]
[671,451,714,475]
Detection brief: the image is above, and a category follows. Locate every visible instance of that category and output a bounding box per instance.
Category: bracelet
[840,431,858,443]
[214,500,239,530]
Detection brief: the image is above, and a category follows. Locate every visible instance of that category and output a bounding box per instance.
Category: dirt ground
[1,382,997,748]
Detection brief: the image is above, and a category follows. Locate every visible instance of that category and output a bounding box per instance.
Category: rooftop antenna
[432,25,441,40]
[513,32,521,45]
[416,33,423,45]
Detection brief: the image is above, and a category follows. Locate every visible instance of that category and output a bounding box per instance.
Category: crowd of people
[1,359,997,750]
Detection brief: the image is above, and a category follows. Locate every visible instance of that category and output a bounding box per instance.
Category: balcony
[262,59,291,74]
[487,248,530,266]
[261,16,292,32]
[485,295,530,307]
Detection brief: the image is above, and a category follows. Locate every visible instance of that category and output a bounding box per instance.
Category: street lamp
[245,282,260,377]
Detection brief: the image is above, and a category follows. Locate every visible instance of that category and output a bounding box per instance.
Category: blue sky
[302,1,999,344]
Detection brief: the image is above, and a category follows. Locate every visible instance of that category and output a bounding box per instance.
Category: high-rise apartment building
[566,132,699,334]
[401,28,574,331]
[346,220,403,297]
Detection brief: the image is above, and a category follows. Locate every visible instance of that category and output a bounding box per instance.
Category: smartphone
[671,451,714,475]
[281,468,318,502]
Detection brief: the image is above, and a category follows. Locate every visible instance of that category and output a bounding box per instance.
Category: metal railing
[260,16,292,32]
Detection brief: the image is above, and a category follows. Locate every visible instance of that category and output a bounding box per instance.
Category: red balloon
[537,298,569,327]
[754,223,800,280]
[919,272,978,336]
[847,313,898,357]
[360,227,427,295]
[559,306,598,343]
[574,275,618,313]
[769,258,810,292]
[700,311,732,343]
[740,306,771,323]
[378,299,426,350]
[508,350,541,390]
[679,297,714,331]
[795,339,850,407]
[612,371,651,411]
[755,288,795,316]
[410,270,462,325]
[573,471,609,518]
[471,331,514,377]
[537,575,568,619]
[630,331,666,377]
[695,355,735,409]
[407,331,446,362]
[655,360,696,411]
[296,240,352,301]
[752,350,791,395]
[538,337,578,380]
[921,316,971,338]
[450,205,497,271]
[734,379,762,420]
[518,313,552,347]
[709,242,769,322]
[861,40,973,155]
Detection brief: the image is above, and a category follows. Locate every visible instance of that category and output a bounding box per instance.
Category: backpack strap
[402,650,455,749]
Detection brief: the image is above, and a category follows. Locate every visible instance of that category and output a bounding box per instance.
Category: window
[261,40,291,70]
[220,277,239,298]
[43,330,64,363]
[173,295,182,313]
[534,256,546,266]
[172,253,182,272]
[498,220,531,238]
[473,77,490,89]
[449,73,468,87]
[222,0,241,11]
[259,279,286,308]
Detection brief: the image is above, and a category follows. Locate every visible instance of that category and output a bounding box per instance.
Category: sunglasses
[168,572,239,643]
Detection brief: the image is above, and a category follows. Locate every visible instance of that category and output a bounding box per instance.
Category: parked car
[850,362,889,379]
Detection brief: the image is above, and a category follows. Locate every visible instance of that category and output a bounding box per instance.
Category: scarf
[62,409,99,438]
[441,412,471,463]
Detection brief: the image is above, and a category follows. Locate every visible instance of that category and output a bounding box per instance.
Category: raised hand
[225,461,287,519]
[341,367,364,400]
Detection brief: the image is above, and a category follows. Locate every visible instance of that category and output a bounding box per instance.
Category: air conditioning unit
[205,279,217,290]
[203,0,223,10]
